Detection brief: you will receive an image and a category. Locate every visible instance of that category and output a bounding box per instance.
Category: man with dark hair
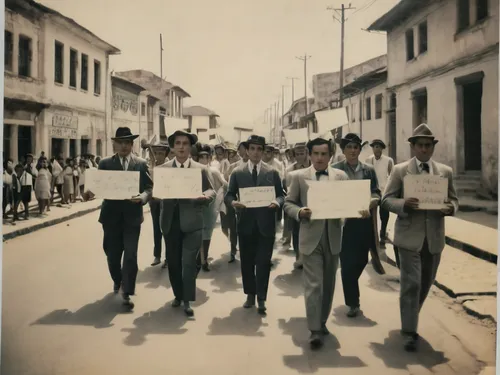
[157,131,215,316]
[90,127,153,309]
[225,135,284,314]
[382,124,458,351]
[332,133,381,318]
[285,137,348,349]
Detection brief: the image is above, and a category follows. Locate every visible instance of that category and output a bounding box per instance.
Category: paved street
[2,211,496,375]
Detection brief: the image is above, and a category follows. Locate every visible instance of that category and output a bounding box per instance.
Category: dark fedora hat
[112,127,139,141]
[370,139,386,148]
[408,123,438,144]
[198,144,212,156]
[168,130,198,147]
[237,140,248,149]
[214,143,226,150]
[340,133,362,149]
[246,134,266,147]
[293,142,307,149]
[264,144,276,151]
[151,141,170,151]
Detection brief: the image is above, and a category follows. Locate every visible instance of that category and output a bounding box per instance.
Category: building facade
[369,0,499,195]
[183,105,219,143]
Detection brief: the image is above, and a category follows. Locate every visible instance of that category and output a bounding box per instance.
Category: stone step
[459,197,498,213]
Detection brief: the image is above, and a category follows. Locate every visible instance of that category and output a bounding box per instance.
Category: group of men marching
[89,122,458,353]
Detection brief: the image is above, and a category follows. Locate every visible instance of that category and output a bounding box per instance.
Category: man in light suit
[225,135,285,314]
[382,123,458,352]
[91,127,153,309]
[157,130,215,316]
[284,137,349,349]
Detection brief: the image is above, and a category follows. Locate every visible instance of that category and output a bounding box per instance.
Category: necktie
[180,164,184,168]
[122,157,128,171]
[421,162,429,173]
[315,170,328,180]
[252,165,258,184]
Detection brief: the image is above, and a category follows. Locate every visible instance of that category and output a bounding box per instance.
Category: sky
[39,0,399,131]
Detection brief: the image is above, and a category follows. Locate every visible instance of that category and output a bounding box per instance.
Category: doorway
[4,125,11,162]
[18,125,32,161]
[462,81,482,171]
[387,93,397,162]
[51,138,64,159]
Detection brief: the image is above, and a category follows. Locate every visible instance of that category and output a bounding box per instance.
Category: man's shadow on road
[197,254,243,294]
[206,306,268,337]
[369,330,449,370]
[31,293,126,329]
[136,265,172,290]
[331,306,378,328]
[273,269,303,299]
[278,317,366,373]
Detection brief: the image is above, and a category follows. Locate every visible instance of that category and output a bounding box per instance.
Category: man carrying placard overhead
[90,127,153,310]
[225,135,284,315]
[156,130,215,317]
[381,123,458,352]
[284,137,349,349]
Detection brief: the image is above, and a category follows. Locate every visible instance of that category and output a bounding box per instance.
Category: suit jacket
[381,157,459,254]
[284,166,349,255]
[98,153,153,226]
[224,161,285,237]
[157,158,216,234]
[332,160,381,201]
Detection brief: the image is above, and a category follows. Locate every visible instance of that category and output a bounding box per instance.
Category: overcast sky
[40,0,399,130]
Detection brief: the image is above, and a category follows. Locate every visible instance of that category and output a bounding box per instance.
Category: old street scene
[2,0,498,374]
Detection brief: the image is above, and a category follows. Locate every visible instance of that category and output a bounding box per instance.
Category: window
[476,0,488,22]
[141,102,146,116]
[69,49,78,88]
[351,104,355,122]
[96,139,102,156]
[81,53,88,91]
[405,29,415,61]
[375,94,383,119]
[457,0,470,31]
[365,97,372,120]
[412,89,428,128]
[54,41,64,84]
[93,60,101,95]
[5,30,13,71]
[18,35,32,77]
[418,21,428,54]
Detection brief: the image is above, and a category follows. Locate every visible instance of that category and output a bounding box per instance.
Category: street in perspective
[2,0,498,374]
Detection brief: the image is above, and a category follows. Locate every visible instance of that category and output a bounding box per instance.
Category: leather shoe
[403,333,419,352]
[228,254,236,263]
[309,332,323,349]
[113,283,120,293]
[184,303,194,317]
[243,295,255,308]
[347,306,360,318]
[172,298,181,307]
[257,299,267,314]
[122,294,134,309]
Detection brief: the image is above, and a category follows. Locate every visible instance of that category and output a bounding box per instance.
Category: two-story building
[368,0,499,195]
[116,70,190,140]
[183,105,219,143]
[282,97,316,130]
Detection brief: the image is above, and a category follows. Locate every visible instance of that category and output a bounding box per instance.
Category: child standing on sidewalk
[14,164,32,220]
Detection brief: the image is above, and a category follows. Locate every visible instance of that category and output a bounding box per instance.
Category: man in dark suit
[225,135,285,314]
[332,133,381,318]
[157,130,215,316]
[148,142,170,268]
[91,127,153,309]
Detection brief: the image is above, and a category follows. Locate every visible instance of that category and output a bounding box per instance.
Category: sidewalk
[3,199,102,241]
[384,213,497,323]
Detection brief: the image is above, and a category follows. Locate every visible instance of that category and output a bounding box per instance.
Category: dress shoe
[321,324,330,335]
[172,298,181,307]
[228,254,236,263]
[151,257,161,266]
[184,302,194,317]
[161,260,167,269]
[403,333,419,352]
[257,299,267,314]
[113,283,121,293]
[122,294,134,309]
[202,264,210,272]
[347,306,360,318]
[243,294,255,308]
[309,332,324,349]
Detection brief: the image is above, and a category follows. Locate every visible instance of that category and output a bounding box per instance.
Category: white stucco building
[183,105,219,143]
[368,0,499,195]
[3,0,120,161]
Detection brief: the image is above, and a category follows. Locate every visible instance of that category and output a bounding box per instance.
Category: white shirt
[312,166,329,182]
[120,154,131,170]
[416,157,433,174]
[247,160,262,175]
[366,154,394,192]
[174,157,191,168]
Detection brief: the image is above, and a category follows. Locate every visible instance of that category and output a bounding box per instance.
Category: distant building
[368,0,499,195]
[282,97,316,130]
[183,105,219,143]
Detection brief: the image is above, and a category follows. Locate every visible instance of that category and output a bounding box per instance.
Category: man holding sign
[91,127,153,310]
[382,124,458,352]
[157,130,215,317]
[284,137,349,349]
[225,135,284,315]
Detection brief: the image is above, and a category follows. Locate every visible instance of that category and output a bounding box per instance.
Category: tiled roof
[183,106,219,117]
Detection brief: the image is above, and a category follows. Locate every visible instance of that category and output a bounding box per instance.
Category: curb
[445,236,497,265]
[3,205,102,242]
[462,302,497,323]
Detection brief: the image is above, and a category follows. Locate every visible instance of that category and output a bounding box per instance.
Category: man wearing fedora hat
[225,134,285,314]
[365,139,394,247]
[382,123,458,352]
[149,141,170,268]
[333,132,382,318]
[91,126,153,309]
[157,130,216,316]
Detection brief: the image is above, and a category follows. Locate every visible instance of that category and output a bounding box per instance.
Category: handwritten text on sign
[85,169,140,200]
[154,167,202,199]
[404,175,448,210]
[239,186,275,208]
[307,179,370,219]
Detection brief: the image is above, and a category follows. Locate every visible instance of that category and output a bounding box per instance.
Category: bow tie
[315,170,328,178]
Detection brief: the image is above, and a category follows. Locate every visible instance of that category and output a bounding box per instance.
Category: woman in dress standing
[62,158,75,204]
[34,157,52,215]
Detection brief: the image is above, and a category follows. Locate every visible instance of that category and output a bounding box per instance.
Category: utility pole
[280,85,285,146]
[296,54,311,114]
[327,3,355,107]
[160,34,164,84]
[286,77,299,104]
